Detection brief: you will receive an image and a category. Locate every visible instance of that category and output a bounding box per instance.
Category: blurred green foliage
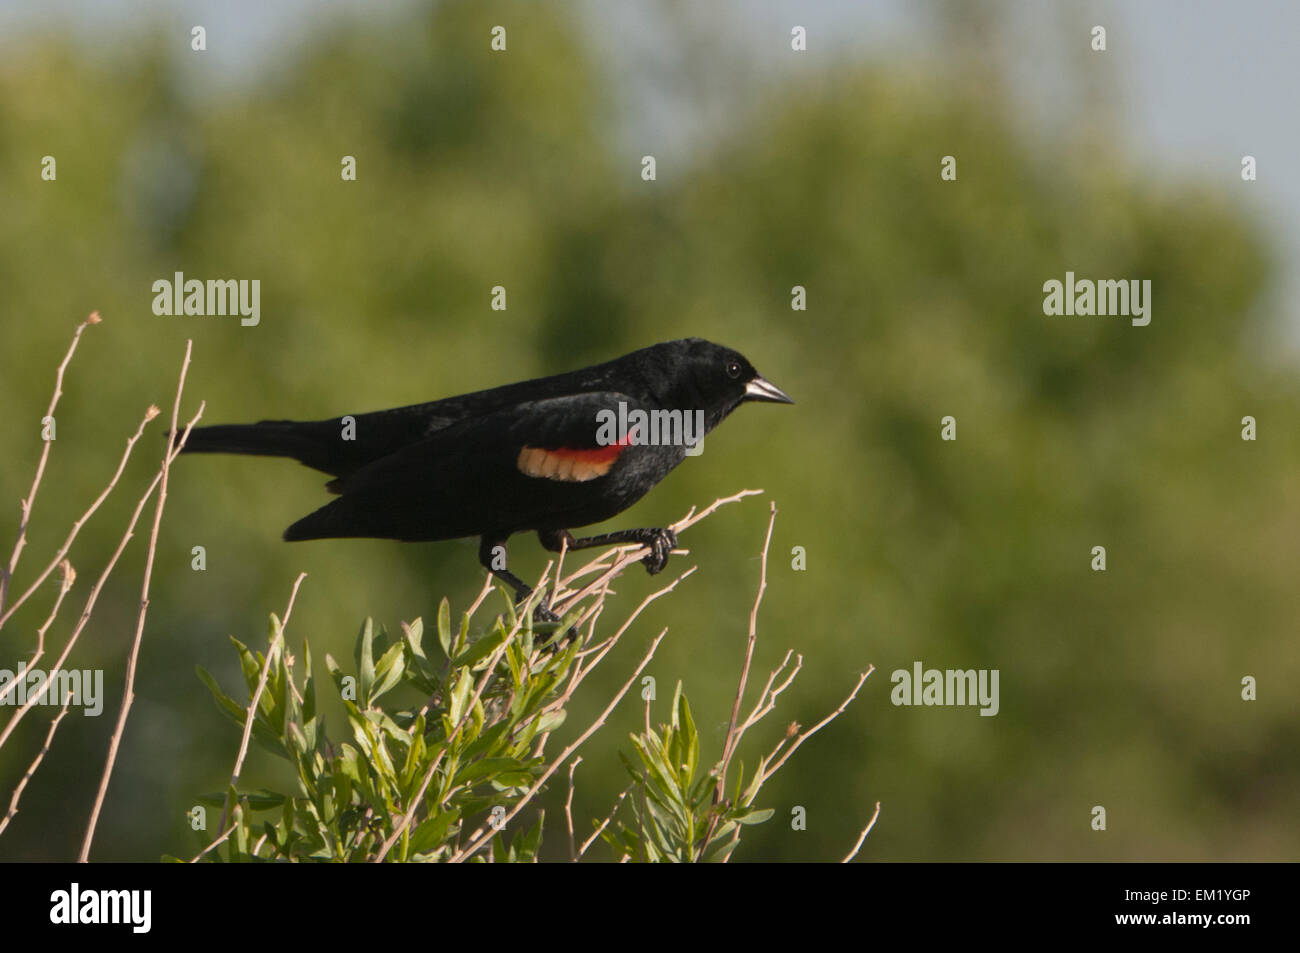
[1,1,1296,861]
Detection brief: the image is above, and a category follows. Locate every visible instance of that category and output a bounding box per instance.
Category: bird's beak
[744,375,795,405]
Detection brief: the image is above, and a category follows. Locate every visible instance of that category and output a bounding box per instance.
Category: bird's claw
[530,594,561,625]
[640,528,677,575]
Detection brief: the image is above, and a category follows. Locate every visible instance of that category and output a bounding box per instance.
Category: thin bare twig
[0,565,78,835]
[32,560,76,658]
[578,783,633,859]
[717,501,777,795]
[708,669,873,864]
[551,488,762,611]
[0,312,100,616]
[564,757,582,862]
[526,563,692,765]
[0,561,75,709]
[216,571,308,837]
[841,802,882,863]
[698,501,777,853]
[79,341,201,862]
[734,650,803,744]
[757,667,874,787]
[0,404,203,754]
[671,488,766,531]
[533,565,696,734]
[190,823,239,863]
[0,702,71,838]
[0,404,158,631]
[465,572,495,618]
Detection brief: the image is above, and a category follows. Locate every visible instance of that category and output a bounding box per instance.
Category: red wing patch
[516,442,626,482]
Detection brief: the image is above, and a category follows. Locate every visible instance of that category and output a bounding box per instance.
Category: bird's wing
[275,365,629,477]
[283,392,646,541]
[329,390,641,494]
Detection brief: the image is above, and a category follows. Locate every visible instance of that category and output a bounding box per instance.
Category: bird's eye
[725,361,742,379]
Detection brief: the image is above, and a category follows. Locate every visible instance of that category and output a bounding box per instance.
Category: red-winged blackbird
[181,338,792,619]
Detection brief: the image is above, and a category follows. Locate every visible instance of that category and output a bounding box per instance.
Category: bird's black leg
[478,536,558,623]
[538,527,678,576]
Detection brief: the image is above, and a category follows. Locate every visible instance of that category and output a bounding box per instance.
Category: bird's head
[637,338,794,432]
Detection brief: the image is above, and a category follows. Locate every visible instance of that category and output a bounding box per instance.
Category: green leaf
[708,819,738,844]
[408,807,459,856]
[535,709,566,734]
[301,638,316,724]
[403,617,427,662]
[504,640,523,687]
[399,715,428,792]
[198,666,290,760]
[436,599,452,658]
[196,789,285,811]
[462,721,510,762]
[703,836,741,863]
[518,810,545,859]
[448,669,472,725]
[229,637,263,699]
[196,666,245,725]
[371,641,406,701]
[740,759,765,808]
[493,771,536,789]
[453,757,526,787]
[336,743,364,782]
[455,610,471,658]
[677,692,699,783]
[465,695,485,745]
[452,625,509,671]
[355,618,376,705]
[288,721,310,757]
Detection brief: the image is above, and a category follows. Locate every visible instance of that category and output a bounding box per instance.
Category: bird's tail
[177,420,342,475]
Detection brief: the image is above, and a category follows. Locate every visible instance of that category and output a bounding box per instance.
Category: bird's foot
[514,585,561,626]
[640,527,678,576]
[530,598,561,625]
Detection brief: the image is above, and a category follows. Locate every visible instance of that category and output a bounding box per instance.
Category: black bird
[181,338,793,619]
